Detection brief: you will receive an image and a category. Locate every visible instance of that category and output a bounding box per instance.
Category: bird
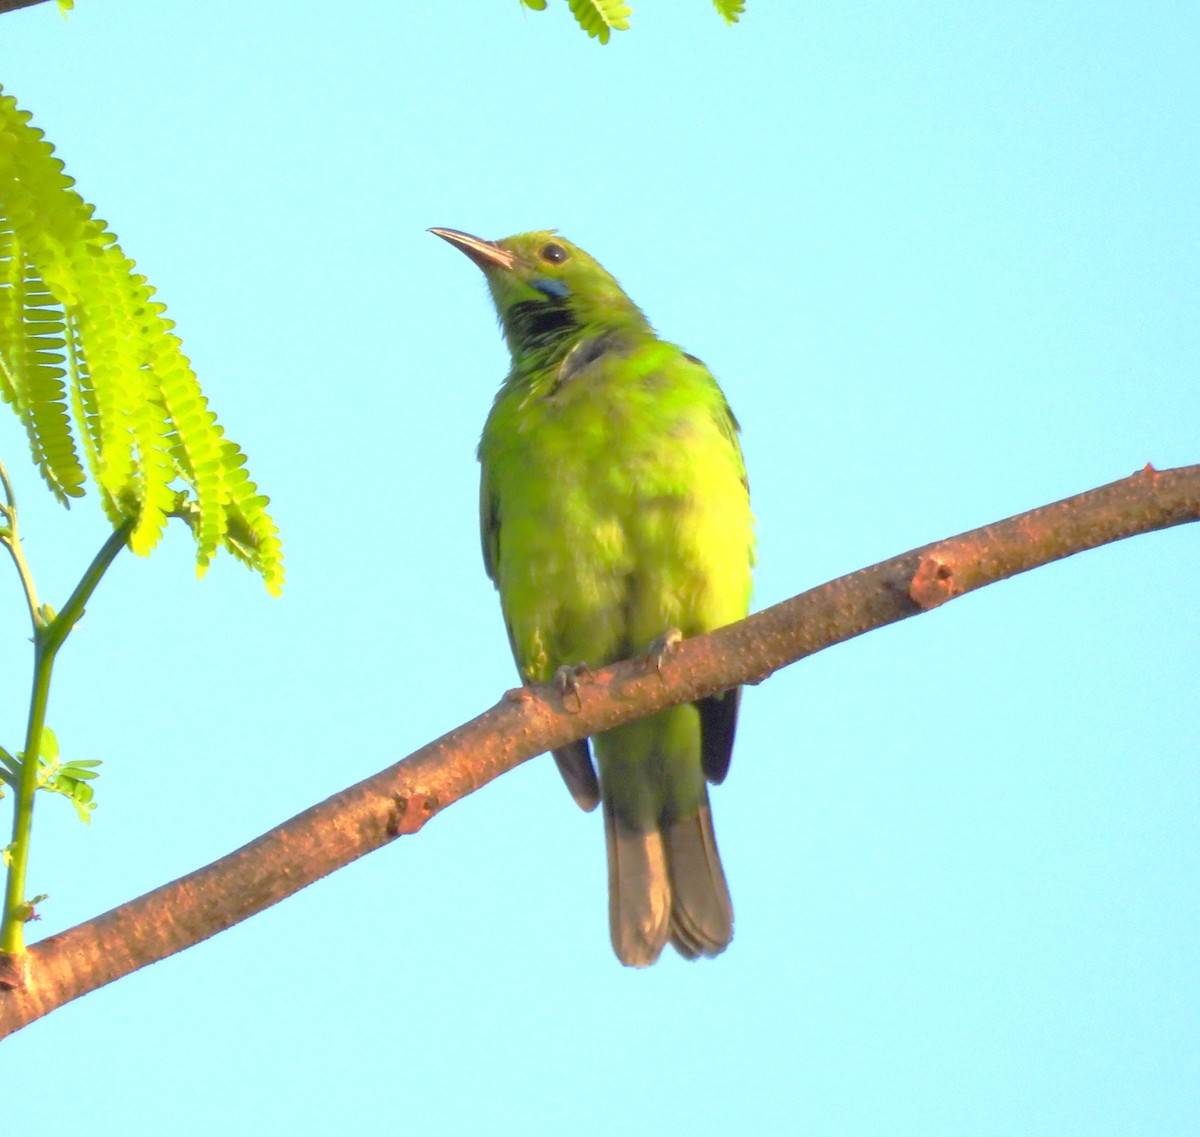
[431,227,754,966]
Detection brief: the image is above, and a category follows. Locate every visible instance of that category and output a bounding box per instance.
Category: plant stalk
[0,520,132,954]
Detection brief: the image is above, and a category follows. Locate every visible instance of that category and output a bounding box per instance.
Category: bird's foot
[554,663,594,713]
[644,628,684,676]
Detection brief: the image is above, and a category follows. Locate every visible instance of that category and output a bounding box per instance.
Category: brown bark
[1,0,55,14]
[1,463,1196,1035]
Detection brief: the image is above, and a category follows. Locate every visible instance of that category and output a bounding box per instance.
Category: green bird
[432,227,754,966]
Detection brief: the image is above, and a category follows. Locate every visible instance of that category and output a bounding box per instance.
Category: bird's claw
[554,663,594,713]
[645,628,684,676]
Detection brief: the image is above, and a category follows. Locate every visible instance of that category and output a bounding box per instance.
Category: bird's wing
[693,364,751,785]
[699,688,741,784]
[479,460,501,585]
[553,740,601,812]
[480,440,601,812]
[716,395,750,494]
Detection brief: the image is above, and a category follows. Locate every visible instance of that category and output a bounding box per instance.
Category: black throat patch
[508,297,578,352]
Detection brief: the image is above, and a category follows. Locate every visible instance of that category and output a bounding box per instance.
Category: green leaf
[17,724,102,822]
[566,0,632,43]
[40,766,98,823]
[16,893,49,922]
[0,231,87,504]
[37,724,59,761]
[525,0,742,38]
[60,764,99,781]
[0,87,284,592]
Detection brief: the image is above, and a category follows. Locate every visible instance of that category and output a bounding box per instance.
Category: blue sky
[3,1,1198,1133]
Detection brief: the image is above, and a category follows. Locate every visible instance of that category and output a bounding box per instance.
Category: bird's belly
[496,432,750,683]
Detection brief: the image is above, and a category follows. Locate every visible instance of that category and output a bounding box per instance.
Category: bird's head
[430,228,650,365]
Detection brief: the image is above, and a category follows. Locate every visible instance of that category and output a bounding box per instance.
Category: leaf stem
[0,506,133,954]
[0,461,42,631]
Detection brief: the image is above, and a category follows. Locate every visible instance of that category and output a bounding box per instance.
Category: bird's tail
[602,791,733,967]
[599,709,734,967]
[663,798,733,960]
[603,799,672,967]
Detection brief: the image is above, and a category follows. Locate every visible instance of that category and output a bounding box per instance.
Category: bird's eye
[540,242,568,264]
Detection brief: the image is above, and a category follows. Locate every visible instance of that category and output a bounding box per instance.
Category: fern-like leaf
[0,228,86,503]
[64,308,119,524]
[521,0,744,39]
[713,0,744,25]
[0,86,284,592]
[567,0,632,43]
[215,437,284,596]
[27,727,100,824]
[0,223,19,408]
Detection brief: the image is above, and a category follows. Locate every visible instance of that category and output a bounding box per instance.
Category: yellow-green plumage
[432,227,754,965]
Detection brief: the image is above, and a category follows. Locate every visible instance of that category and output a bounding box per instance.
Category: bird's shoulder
[479,330,738,451]
[562,332,729,404]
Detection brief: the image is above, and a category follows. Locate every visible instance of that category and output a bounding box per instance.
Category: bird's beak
[429,228,516,272]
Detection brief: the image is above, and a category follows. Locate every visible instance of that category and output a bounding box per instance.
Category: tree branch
[0,463,1196,1035]
[0,0,56,15]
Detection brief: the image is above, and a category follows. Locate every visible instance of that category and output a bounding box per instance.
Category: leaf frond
[0,226,86,503]
[26,727,99,824]
[566,0,632,43]
[713,0,745,25]
[0,86,283,592]
[215,438,285,596]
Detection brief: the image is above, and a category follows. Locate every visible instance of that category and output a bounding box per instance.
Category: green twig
[0,462,42,630]
[0,470,133,954]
